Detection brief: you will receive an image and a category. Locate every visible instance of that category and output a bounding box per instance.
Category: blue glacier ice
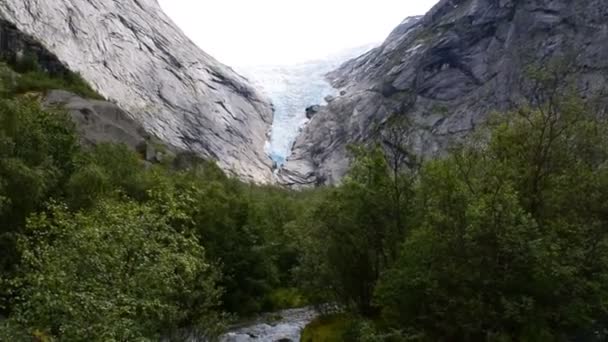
[236,45,375,166]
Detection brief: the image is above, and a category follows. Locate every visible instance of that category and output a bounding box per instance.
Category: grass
[301,314,352,342]
[14,70,103,100]
[0,53,103,100]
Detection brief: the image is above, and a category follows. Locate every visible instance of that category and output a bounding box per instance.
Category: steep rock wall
[279,0,608,186]
[0,0,275,183]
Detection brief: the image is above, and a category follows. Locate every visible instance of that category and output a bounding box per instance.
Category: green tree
[0,98,79,314]
[298,146,413,315]
[139,162,294,315]
[0,98,78,225]
[65,143,151,208]
[1,200,222,341]
[375,101,608,340]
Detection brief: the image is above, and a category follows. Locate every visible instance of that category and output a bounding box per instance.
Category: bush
[375,104,608,340]
[1,200,223,341]
[294,146,413,315]
[0,97,78,275]
[263,288,307,311]
[301,314,353,342]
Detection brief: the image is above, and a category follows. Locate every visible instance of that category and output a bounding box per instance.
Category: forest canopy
[0,58,607,341]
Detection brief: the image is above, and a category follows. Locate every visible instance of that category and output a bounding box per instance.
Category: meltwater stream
[219,307,318,342]
[236,45,376,166]
[214,47,376,340]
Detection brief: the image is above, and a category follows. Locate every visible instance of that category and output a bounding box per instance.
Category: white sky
[158,0,439,66]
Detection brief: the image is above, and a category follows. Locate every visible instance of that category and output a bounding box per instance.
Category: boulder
[43,90,148,151]
[305,105,321,119]
[43,90,182,165]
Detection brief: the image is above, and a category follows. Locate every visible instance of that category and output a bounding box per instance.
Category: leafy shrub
[1,200,222,341]
[263,288,307,311]
[301,314,353,342]
[375,104,608,340]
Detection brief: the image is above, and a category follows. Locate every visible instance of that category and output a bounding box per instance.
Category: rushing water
[219,307,318,342]
[236,45,376,166]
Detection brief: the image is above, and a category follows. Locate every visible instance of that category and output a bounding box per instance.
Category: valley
[1,0,608,341]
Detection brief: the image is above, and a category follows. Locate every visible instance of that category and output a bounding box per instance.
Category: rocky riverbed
[219,307,318,342]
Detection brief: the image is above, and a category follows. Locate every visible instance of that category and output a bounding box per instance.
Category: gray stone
[43,90,148,151]
[43,90,177,164]
[0,0,274,183]
[305,105,321,119]
[279,0,608,187]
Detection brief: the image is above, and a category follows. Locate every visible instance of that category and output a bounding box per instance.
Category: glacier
[236,45,376,166]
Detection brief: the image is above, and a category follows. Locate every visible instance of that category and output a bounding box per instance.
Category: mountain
[278,0,608,187]
[236,44,376,166]
[0,0,274,183]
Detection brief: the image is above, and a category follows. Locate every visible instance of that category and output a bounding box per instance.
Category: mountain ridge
[0,0,275,183]
[278,0,608,187]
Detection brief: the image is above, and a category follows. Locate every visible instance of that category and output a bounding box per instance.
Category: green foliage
[0,97,79,279]
[0,55,102,100]
[2,48,608,341]
[263,288,307,311]
[301,314,353,342]
[0,74,307,339]
[295,145,413,315]
[375,102,608,340]
[13,69,103,100]
[376,163,545,339]
[64,163,111,209]
[160,172,297,315]
[297,66,608,340]
[66,143,151,207]
[1,200,222,341]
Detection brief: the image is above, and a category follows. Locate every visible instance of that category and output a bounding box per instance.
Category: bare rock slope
[279,0,608,186]
[0,0,274,183]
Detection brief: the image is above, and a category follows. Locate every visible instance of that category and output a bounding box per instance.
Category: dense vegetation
[0,56,607,341]
[295,69,608,340]
[0,60,311,340]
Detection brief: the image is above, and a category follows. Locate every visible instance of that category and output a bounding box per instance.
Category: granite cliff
[279,0,608,186]
[0,0,274,183]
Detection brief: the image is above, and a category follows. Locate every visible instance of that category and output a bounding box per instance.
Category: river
[219,307,318,342]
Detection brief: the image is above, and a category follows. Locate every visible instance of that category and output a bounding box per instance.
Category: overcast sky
[158,0,439,66]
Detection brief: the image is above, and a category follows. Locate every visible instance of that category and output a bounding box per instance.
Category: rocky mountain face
[0,0,275,183]
[278,0,608,187]
[42,90,156,158]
